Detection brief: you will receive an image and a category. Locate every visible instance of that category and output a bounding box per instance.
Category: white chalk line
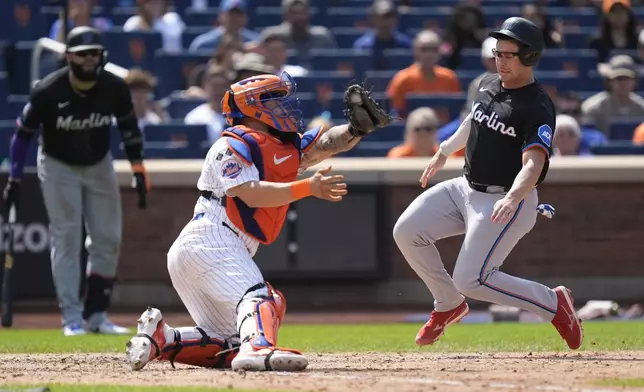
[273,372,635,392]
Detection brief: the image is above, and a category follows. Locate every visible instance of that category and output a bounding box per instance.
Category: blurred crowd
[7,0,644,159]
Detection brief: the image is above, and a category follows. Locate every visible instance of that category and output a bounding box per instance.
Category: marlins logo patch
[222,159,242,179]
[538,124,553,147]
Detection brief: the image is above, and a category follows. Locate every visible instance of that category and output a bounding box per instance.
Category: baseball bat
[1,205,17,327]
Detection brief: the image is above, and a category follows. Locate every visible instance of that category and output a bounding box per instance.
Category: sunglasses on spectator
[413,126,436,132]
[492,49,520,60]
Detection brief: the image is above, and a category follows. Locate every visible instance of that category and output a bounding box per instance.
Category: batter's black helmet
[489,17,544,67]
[65,26,105,53]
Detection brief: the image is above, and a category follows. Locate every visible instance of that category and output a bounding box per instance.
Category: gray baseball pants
[37,148,121,328]
[393,176,558,321]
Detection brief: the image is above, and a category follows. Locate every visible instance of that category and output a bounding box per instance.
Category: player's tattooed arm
[300,125,361,169]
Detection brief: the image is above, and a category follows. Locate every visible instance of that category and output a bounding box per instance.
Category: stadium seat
[363,70,397,92]
[380,49,414,72]
[0,72,8,118]
[181,27,211,50]
[154,51,211,98]
[10,41,36,96]
[109,6,137,26]
[406,93,467,125]
[252,7,324,29]
[11,0,52,42]
[6,95,28,121]
[590,141,644,155]
[305,48,372,76]
[182,8,220,28]
[144,123,209,153]
[103,30,163,72]
[331,27,365,49]
[293,72,354,95]
[166,97,206,119]
[608,117,644,141]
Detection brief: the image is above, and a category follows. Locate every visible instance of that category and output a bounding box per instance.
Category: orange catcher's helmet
[221,71,303,133]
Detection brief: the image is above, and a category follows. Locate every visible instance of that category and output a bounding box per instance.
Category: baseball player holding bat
[125,72,393,372]
[1,26,148,336]
[393,18,583,350]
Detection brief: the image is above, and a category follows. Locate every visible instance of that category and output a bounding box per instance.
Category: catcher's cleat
[126,306,172,371]
[231,343,308,372]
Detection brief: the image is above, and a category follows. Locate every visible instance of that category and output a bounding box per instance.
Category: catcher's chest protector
[222,126,302,244]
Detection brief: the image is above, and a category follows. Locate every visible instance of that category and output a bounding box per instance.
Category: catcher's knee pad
[160,328,238,368]
[237,282,286,349]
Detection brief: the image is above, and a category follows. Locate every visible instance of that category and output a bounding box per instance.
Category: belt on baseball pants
[465,178,510,194]
[200,190,227,207]
[196,191,238,236]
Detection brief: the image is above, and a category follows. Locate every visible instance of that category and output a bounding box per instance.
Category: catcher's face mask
[223,72,303,133]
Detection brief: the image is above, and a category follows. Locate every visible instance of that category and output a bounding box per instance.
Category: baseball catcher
[125,73,393,372]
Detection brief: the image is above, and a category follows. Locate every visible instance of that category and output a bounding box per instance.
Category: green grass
[0,320,643,354]
[594,378,644,387]
[0,385,282,392]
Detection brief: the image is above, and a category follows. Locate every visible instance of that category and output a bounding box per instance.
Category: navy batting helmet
[65,26,105,53]
[64,26,109,80]
[489,17,544,67]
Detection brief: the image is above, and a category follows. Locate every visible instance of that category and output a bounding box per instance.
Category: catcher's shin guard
[237,283,287,349]
[160,327,239,368]
[232,283,307,371]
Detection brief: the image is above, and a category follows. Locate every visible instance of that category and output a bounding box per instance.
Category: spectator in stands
[520,3,563,48]
[631,121,644,143]
[307,111,334,133]
[552,114,591,156]
[123,0,186,54]
[386,30,462,118]
[442,2,487,70]
[189,0,259,52]
[557,91,608,148]
[582,54,644,135]
[387,107,440,158]
[211,34,246,73]
[637,30,644,64]
[259,32,308,77]
[461,37,497,119]
[125,68,165,131]
[232,52,275,82]
[589,0,639,64]
[49,0,113,41]
[184,64,231,143]
[260,0,337,69]
[353,0,412,70]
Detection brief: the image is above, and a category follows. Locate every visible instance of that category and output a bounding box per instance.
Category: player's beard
[70,62,101,82]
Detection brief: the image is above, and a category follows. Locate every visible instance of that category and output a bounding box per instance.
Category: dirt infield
[1,351,643,392]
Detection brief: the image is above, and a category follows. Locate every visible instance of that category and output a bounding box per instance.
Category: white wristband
[439,141,454,157]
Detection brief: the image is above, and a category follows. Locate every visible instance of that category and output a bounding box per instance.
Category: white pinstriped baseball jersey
[192,136,262,256]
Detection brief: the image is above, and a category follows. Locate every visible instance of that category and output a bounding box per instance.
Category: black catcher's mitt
[343,84,394,137]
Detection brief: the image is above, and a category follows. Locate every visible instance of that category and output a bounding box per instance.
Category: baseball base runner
[393,17,583,350]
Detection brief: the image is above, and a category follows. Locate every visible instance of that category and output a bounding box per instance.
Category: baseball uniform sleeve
[213,137,260,193]
[522,107,555,158]
[17,84,47,132]
[111,77,144,162]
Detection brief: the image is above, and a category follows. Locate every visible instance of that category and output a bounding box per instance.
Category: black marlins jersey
[18,67,135,166]
[464,73,556,189]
